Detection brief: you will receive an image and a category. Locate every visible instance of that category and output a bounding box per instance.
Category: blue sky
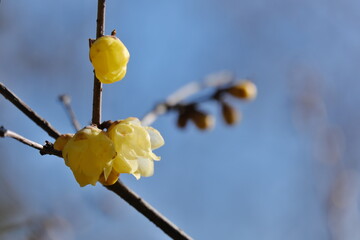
[1,1,360,239]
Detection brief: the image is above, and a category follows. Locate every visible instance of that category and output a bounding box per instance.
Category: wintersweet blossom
[107,118,165,180]
[59,126,117,187]
[54,118,164,187]
[89,35,130,84]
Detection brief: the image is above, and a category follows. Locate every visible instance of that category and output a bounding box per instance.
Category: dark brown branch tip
[59,94,71,104]
[98,120,113,130]
[89,38,95,48]
[111,29,117,36]
[0,126,7,137]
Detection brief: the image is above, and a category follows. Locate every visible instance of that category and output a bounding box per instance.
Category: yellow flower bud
[54,134,74,151]
[89,35,130,84]
[228,80,257,100]
[107,117,165,179]
[62,126,117,187]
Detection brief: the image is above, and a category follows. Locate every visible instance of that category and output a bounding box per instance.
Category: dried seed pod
[221,102,240,125]
[189,110,215,130]
[227,80,257,100]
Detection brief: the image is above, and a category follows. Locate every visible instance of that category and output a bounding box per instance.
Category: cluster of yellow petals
[89,35,130,84]
[54,118,164,187]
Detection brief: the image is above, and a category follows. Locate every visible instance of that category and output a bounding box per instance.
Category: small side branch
[91,0,106,126]
[141,72,235,126]
[106,181,193,240]
[0,82,61,139]
[0,126,62,157]
[59,95,81,131]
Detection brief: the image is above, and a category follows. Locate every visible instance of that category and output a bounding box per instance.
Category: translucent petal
[145,127,165,150]
[136,158,154,177]
[103,162,113,181]
[132,172,141,180]
[150,152,161,161]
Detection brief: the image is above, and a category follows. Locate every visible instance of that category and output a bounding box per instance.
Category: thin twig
[141,72,235,126]
[91,1,192,239]
[106,181,193,240]
[0,82,61,139]
[91,0,106,126]
[59,95,81,131]
[0,126,62,157]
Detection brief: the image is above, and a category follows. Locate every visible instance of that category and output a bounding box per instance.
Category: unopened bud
[190,110,214,130]
[227,80,257,100]
[89,35,130,84]
[177,112,189,129]
[221,102,240,125]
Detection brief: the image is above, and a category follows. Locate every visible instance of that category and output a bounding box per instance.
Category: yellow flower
[107,117,165,180]
[54,118,164,186]
[60,126,117,187]
[89,35,130,84]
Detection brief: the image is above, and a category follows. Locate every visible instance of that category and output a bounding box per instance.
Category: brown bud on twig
[221,102,240,125]
[177,112,189,129]
[189,110,214,130]
[227,80,257,100]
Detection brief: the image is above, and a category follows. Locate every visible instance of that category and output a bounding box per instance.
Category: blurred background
[1,0,360,239]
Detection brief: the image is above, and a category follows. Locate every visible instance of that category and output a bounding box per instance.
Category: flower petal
[145,127,165,150]
[136,157,154,177]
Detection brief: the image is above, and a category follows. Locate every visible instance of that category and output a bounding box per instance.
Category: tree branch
[91,0,106,126]
[59,95,81,131]
[106,181,193,240]
[0,82,60,139]
[141,72,235,126]
[0,126,62,157]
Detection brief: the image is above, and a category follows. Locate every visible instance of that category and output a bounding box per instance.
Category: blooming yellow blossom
[89,35,130,84]
[61,126,117,187]
[54,118,164,186]
[107,118,165,180]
